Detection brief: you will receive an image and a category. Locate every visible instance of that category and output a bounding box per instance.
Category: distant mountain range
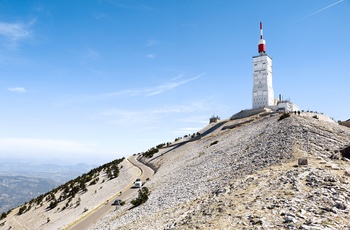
[0,162,96,213]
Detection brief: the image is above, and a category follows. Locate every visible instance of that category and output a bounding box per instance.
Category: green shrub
[142,147,159,158]
[131,187,150,207]
[18,205,27,215]
[48,199,58,210]
[156,143,165,149]
[36,194,44,205]
[0,212,6,220]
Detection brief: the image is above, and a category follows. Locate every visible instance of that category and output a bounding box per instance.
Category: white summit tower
[252,22,274,109]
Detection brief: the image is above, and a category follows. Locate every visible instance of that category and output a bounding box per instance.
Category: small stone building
[209,115,220,124]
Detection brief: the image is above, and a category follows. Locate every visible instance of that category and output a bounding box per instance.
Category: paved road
[67,156,154,230]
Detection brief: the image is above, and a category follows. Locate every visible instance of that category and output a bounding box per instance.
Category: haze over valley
[0,160,96,213]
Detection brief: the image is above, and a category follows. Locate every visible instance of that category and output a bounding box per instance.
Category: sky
[0,0,349,165]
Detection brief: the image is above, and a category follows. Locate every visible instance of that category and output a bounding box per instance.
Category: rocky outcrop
[339,119,350,128]
[164,161,350,229]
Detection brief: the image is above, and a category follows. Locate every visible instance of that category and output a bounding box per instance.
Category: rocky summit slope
[93,112,350,230]
[1,112,349,230]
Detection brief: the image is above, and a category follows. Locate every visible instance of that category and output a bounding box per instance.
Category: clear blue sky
[0,0,349,165]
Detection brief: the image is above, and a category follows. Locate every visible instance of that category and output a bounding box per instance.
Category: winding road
[67,156,154,230]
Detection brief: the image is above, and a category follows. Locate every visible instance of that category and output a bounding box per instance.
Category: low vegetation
[156,143,166,149]
[131,187,150,207]
[176,132,201,141]
[0,212,7,220]
[142,147,159,158]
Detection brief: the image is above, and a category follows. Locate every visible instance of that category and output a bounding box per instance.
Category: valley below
[0,162,96,214]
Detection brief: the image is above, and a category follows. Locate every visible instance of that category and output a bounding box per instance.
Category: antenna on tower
[258,22,266,55]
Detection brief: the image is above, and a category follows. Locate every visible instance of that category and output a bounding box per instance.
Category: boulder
[298,158,308,166]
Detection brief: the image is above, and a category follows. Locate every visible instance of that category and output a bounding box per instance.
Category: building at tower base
[277,100,300,113]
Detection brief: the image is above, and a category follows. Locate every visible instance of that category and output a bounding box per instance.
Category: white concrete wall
[277,101,300,113]
[252,54,274,109]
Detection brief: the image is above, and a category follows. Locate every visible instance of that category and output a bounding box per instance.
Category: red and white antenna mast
[258,22,266,54]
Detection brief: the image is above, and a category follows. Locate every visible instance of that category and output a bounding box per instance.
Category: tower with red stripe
[258,22,266,54]
[252,22,274,109]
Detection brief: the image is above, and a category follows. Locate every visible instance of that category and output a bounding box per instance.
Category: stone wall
[230,107,272,120]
